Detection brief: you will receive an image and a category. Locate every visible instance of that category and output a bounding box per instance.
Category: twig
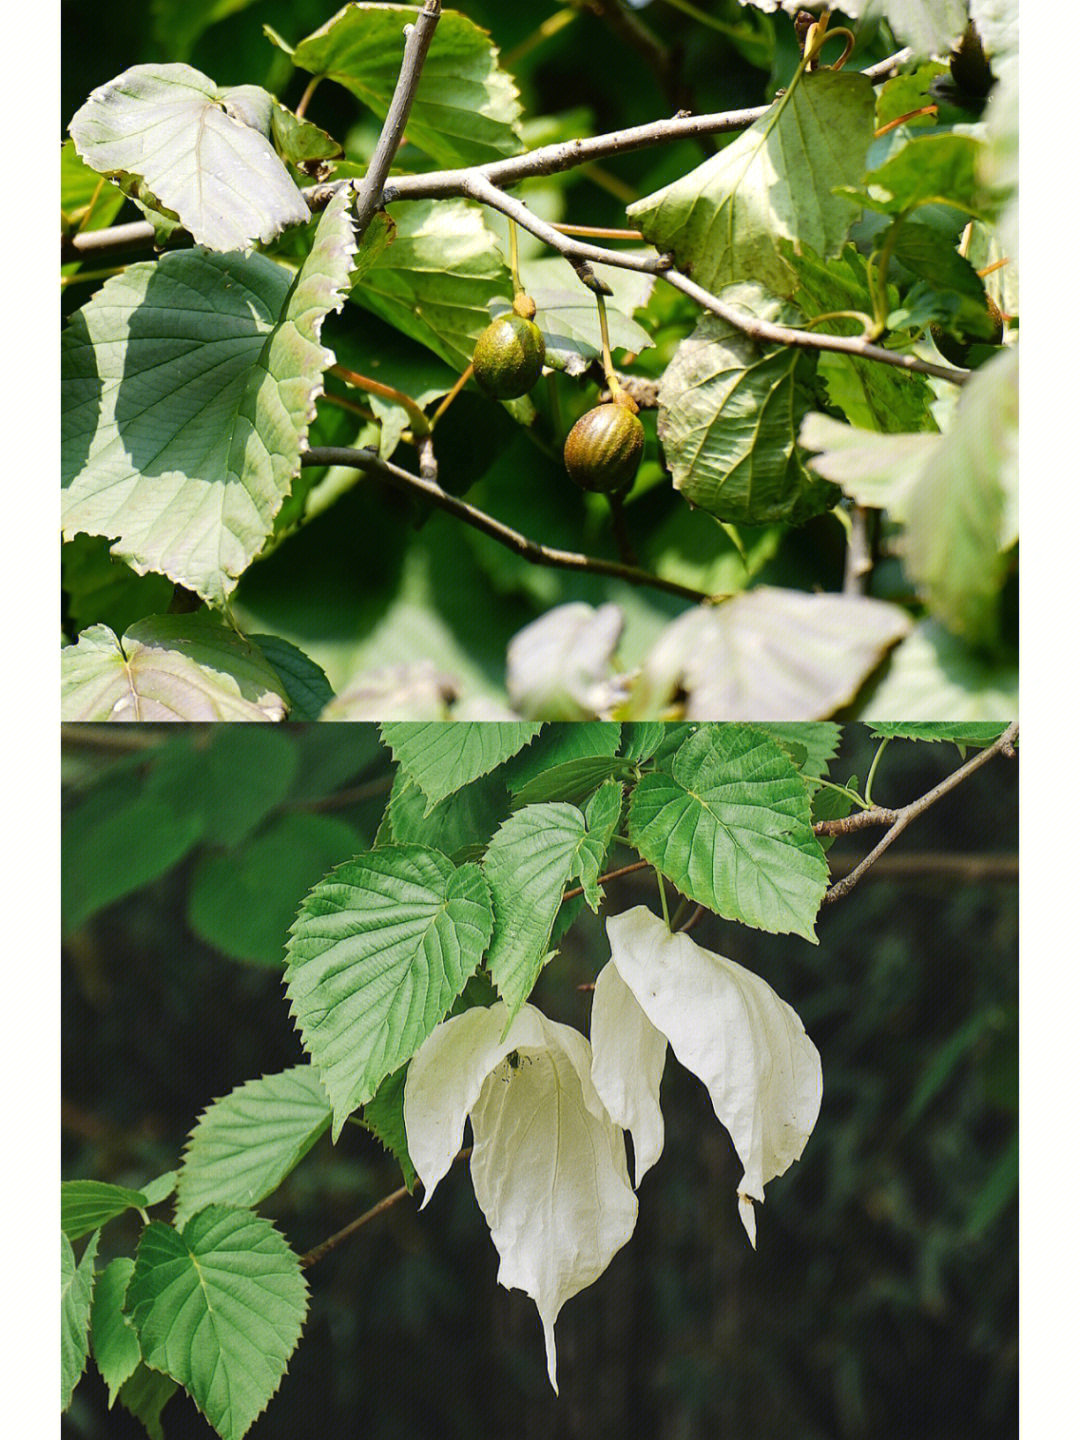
[352,0,442,238]
[299,446,720,603]
[64,50,911,260]
[301,1145,471,1268]
[820,722,1019,903]
[60,724,165,752]
[843,505,874,594]
[563,859,652,903]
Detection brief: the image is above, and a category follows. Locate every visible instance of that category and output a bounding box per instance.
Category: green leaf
[581,781,625,907]
[383,771,511,862]
[360,1066,417,1191]
[285,846,494,1136]
[126,1208,308,1440]
[351,199,512,371]
[175,1066,332,1227]
[62,1230,99,1410]
[141,1172,179,1207]
[787,244,937,432]
[284,3,522,166]
[841,134,990,220]
[483,802,609,1017]
[62,189,356,605]
[856,0,969,56]
[800,412,938,512]
[619,723,666,764]
[629,69,875,296]
[144,727,298,848]
[62,535,175,637]
[749,723,842,784]
[117,1364,179,1440]
[627,590,911,720]
[68,64,308,250]
[267,98,343,171]
[90,1258,141,1406]
[856,619,1018,719]
[62,766,204,931]
[657,289,837,524]
[866,722,1010,745]
[506,722,623,791]
[189,812,362,965]
[627,726,828,940]
[249,634,334,721]
[890,223,998,337]
[62,1182,148,1243]
[60,617,292,722]
[381,722,542,813]
[510,758,634,810]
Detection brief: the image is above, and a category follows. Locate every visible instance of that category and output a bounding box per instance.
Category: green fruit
[931,293,1005,367]
[563,401,645,493]
[472,314,545,399]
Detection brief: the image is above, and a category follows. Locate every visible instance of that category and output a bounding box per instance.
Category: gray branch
[300,446,717,604]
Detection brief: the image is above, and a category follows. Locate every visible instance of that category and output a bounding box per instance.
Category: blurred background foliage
[63,0,955,703]
[62,723,1017,1438]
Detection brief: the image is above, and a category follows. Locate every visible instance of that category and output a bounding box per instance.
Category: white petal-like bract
[590,960,668,1186]
[404,1002,638,1391]
[604,906,821,1244]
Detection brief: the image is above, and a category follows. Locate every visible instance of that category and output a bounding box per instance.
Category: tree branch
[352,0,442,238]
[63,49,912,260]
[820,722,1019,903]
[301,1145,471,1268]
[300,446,719,603]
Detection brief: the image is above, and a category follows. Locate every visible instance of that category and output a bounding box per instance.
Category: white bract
[592,906,822,1245]
[403,1002,637,1392]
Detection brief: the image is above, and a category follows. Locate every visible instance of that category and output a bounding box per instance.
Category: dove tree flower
[403,1000,638,1393]
[591,906,822,1246]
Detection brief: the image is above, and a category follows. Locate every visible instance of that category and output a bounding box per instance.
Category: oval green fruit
[563,402,645,493]
[931,293,1005,368]
[472,314,546,399]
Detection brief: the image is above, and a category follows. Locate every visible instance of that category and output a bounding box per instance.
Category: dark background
[61,724,1018,1439]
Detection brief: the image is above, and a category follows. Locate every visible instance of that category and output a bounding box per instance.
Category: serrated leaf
[404,1003,636,1393]
[60,617,291,722]
[483,803,605,1017]
[619,723,666,764]
[510,756,632,811]
[600,906,822,1243]
[140,1171,179,1207]
[90,1258,141,1406]
[866,722,1010,745]
[749,722,842,784]
[285,3,522,167]
[126,1207,307,1440]
[175,1066,332,1227]
[62,535,175,638]
[62,188,356,605]
[62,1230,99,1410]
[62,1181,148,1242]
[891,223,998,338]
[627,726,828,940]
[800,412,937,511]
[351,198,512,371]
[189,813,362,965]
[857,620,1018,719]
[629,69,874,296]
[360,1066,417,1191]
[506,722,624,791]
[381,722,541,813]
[285,845,494,1136]
[657,289,837,525]
[384,770,511,861]
[69,64,308,251]
[626,589,911,720]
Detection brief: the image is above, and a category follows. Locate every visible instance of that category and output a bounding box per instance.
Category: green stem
[508,216,524,297]
[294,74,322,121]
[331,364,431,438]
[864,738,890,808]
[655,869,671,929]
[870,214,908,337]
[815,778,871,811]
[595,292,623,398]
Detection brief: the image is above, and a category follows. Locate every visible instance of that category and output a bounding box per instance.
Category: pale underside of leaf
[62,189,356,606]
[68,63,309,251]
[60,618,291,722]
[506,603,628,720]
